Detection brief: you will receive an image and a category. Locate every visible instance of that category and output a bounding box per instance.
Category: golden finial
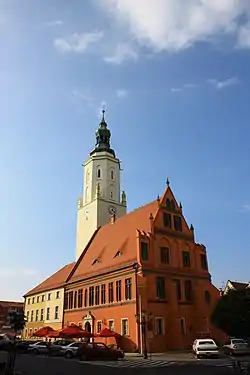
[78,196,83,209]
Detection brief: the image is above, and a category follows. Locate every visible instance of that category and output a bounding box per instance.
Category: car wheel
[196,354,201,359]
[65,351,73,359]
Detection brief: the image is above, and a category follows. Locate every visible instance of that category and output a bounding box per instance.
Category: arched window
[204,291,211,305]
[170,199,175,210]
[166,198,171,209]
[111,170,114,180]
[97,168,101,179]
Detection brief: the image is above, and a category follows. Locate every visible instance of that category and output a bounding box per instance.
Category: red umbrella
[95,328,120,338]
[31,326,56,337]
[59,324,93,339]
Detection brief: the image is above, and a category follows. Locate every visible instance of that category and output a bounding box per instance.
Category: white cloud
[71,89,93,108]
[54,31,103,53]
[116,89,128,98]
[171,88,182,93]
[43,20,63,27]
[100,0,250,52]
[104,42,138,64]
[207,76,239,90]
[241,204,250,213]
[171,83,197,93]
[238,22,250,48]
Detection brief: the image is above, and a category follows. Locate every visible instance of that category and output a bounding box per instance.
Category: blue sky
[1,0,250,301]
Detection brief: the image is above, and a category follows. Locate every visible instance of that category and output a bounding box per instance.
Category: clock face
[108,206,116,215]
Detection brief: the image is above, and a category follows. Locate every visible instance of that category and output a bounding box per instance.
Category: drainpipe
[133,263,140,353]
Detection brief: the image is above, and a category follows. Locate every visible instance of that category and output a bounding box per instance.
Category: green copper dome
[90,110,115,157]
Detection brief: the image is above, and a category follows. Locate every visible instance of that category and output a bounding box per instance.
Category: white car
[192,338,219,359]
[60,342,83,358]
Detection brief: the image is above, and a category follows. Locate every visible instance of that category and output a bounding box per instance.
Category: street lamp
[135,310,153,359]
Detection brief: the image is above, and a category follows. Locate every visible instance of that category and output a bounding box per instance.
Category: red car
[77,342,124,361]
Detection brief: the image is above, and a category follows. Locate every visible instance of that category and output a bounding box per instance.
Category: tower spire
[90,109,116,157]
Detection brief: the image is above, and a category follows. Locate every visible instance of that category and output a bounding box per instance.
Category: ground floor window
[97,321,102,332]
[108,320,114,331]
[155,317,165,335]
[121,318,129,336]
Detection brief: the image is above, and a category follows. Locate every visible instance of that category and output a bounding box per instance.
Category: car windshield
[199,341,215,345]
[232,339,246,345]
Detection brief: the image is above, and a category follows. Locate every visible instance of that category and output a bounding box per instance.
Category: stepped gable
[24,262,75,297]
[67,200,158,283]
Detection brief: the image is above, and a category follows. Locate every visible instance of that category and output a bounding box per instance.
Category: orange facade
[63,184,224,352]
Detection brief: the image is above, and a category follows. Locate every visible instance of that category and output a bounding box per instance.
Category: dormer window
[114,250,122,258]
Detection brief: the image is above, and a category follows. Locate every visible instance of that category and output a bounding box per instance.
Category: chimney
[110,214,116,224]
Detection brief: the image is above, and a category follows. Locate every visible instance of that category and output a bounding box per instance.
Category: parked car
[50,339,74,356]
[77,342,123,361]
[15,340,35,354]
[192,339,219,359]
[223,338,250,356]
[28,342,48,355]
[61,342,83,358]
[107,344,124,359]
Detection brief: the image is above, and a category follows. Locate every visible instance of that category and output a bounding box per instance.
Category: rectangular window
[108,320,114,331]
[182,251,191,267]
[68,291,73,309]
[37,296,39,303]
[41,295,45,302]
[121,319,129,336]
[40,309,44,321]
[78,289,83,308]
[32,297,35,304]
[156,277,166,299]
[84,290,88,307]
[64,292,69,309]
[35,310,38,321]
[95,286,100,305]
[180,318,186,335]
[27,299,30,305]
[174,215,182,232]
[174,279,182,300]
[108,282,114,303]
[31,310,34,322]
[56,291,60,299]
[140,242,149,261]
[200,254,208,270]
[73,291,77,309]
[184,280,193,301]
[155,318,164,335]
[116,280,122,302]
[46,307,50,320]
[54,306,59,320]
[125,278,132,300]
[89,286,94,306]
[160,247,170,264]
[47,293,51,301]
[26,311,30,322]
[101,284,106,304]
[97,321,102,332]
[163,213,172,228]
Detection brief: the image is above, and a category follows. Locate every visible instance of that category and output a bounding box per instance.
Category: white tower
[76,110,127,260]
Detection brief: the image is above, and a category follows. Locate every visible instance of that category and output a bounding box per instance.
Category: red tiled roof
[24,262,75,297]
[0,301,23,308]
[230,281,249,290]
[67,200,159,283]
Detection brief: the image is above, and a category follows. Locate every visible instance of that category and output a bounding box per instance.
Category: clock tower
[75,111,127,260]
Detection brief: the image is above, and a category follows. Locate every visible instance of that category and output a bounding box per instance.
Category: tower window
[111,170,114,179]
[97,168,101,179]
[110,191,113,199]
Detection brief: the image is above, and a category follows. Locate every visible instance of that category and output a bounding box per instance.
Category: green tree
[211,288,250,339]
[9,310,26,337]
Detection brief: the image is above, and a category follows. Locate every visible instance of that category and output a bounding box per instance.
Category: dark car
[15,340,35,354]
[77,342,123,361]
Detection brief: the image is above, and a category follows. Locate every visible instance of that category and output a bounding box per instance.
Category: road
[0,352,239,375]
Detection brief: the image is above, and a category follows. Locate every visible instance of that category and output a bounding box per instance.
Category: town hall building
[23,111,224,351]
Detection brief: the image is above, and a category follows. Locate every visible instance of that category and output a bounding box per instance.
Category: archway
[85,321,91,333]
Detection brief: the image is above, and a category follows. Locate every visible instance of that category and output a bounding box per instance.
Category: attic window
[92,259,100,265]
[114,250,122,258]
[173,215,182,232]
[166,198,171,209]
[170,199,175,210]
